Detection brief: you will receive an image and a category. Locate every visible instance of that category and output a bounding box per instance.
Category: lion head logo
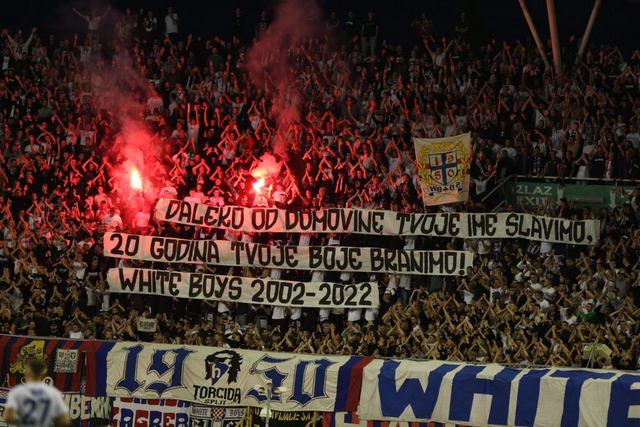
[204,350,242,385]
[10,341,47,374]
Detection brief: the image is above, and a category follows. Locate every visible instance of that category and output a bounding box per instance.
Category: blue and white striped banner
[358,360,640,427]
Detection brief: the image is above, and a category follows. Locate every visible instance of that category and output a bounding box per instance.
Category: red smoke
[251,153,282,180]
[245,0,325,159]
[84,37,168,219]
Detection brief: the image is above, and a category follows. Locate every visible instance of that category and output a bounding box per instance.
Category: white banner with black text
[103,233,473,276]
[154,200,599,245]
[107,267,379,308]
[105,342,368,411]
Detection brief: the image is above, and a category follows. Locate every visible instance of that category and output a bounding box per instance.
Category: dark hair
[26,358,48,377]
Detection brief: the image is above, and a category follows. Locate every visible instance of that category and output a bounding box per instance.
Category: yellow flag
[9,340,47,374]
[414,133,472,206]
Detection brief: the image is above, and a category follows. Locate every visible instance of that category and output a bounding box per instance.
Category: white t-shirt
[134,211,150,228]
[272,190,287,204]
[298,234,311,247]
[270,269,282,280]
[78,129,95,146]
[347,308,362,322]
[477,239,491,255]
[159,186,178,199]
[541,286,556,299]
[209,195,225,207]
[72,261,87,280]
[165,13,178,34]
[626,132,640,149]
[272,306,287,320]
[147,95,163,112]
[290,307,302,321]
[101,292,110,312]
[540,241,553,255]
[217,301,230,314]
[6,382,67,427]
[88,17,102,31]
[185,191,205,204]
[364,307,378,321]
[69,330,84,339]
[102,214,123,231]
[537,298,550,310]
[187,123,200,142]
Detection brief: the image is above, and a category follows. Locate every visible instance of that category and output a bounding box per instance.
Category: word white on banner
[106,342,367,411]
[103,233,473,276]
[155,200,599,245]
[107,268,379,308]
[358,359,640,427]
[111,397,190,427]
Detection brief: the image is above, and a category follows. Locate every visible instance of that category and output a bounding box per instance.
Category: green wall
[505,180,637,210]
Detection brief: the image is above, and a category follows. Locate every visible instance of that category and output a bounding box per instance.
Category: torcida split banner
[105,342,369,411]
[413,133,472,206]
[107,267,380,308]
[154,200,599,245]
[103,232,473,276]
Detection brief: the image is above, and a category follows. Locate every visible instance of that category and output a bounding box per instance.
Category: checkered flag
[80,377,87,395]
[211,407,226,422]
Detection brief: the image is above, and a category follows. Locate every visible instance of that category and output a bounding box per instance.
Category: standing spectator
[326,11,340,31]
[102,208,123,232]
[360,11,378,57]
[256,10,269,38]
[143,10,158,39]
[233,8,245,41]
[343,11,357,42]
[454,12,470,37]
[72,6,111,36]
[411,13,432,39]
[2,27,37,62]
[165,7,179,38]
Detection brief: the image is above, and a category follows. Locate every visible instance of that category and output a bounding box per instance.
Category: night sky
[2,0,639,52]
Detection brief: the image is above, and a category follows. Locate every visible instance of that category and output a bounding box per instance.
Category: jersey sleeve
[50,389,68,418]
[5,388,20,410]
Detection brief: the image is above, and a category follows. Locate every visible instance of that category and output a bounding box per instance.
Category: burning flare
[130,167,143,191]
[253,178,265,194]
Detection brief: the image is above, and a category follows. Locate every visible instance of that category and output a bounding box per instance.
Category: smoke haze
[246,0,326,159]
[82,26,167,215]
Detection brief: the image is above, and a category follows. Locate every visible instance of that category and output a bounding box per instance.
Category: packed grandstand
[0,1,639,426]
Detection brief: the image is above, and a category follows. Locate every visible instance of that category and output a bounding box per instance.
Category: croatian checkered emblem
[211,407,225,422]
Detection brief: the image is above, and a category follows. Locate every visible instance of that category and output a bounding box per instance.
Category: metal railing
[479,174,514,212]
[512,175,640,186]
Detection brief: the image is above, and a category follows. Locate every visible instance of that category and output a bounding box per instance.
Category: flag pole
[518,0,551,70]
[577,0,602,60]
[546,0,562,76]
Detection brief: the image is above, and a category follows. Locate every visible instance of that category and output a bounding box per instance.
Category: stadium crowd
[0,5,639,372]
